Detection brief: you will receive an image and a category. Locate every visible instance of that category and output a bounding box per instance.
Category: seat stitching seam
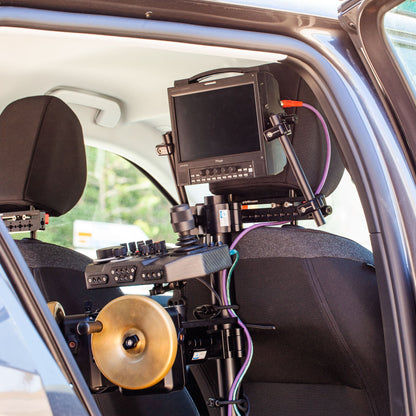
[23,97,52,202]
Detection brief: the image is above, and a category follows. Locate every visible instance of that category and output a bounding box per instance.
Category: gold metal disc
[91,295,177,390]
[47,301,65,326]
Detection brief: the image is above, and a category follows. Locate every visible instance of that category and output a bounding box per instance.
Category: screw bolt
[123,334,140,350]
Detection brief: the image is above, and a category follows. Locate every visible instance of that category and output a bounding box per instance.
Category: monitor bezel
[168,72,269,185]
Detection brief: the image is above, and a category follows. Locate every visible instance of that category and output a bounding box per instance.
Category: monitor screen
[173,83,261,162]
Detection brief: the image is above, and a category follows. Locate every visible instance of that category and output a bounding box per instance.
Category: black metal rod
[163,132,188,205]
[210,272,227,416]
[214,231,239,416]
[270,114,325,227]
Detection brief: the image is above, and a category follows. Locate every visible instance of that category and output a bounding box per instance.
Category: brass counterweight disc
[47,301,65,327]
[91,295,177,390]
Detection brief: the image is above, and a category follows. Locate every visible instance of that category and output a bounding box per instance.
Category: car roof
[2,0,341,21]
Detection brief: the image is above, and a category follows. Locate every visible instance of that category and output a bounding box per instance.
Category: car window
[15,146,177,258]
[384,0,416,97]
[304,170,371,250]
[188,170,371,250]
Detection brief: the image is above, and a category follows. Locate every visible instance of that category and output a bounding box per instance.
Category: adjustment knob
[145,240,155,255]
[154,240,167,254]
[128,241,137,253]
[137,242,146,256]
[96,245,127,260]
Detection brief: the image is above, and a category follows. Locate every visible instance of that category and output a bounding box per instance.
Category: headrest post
[29,205,37,239]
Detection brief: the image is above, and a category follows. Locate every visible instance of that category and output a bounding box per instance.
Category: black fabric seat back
[185,227,389,416]
[234,227,388,415]
[14,239,120,314]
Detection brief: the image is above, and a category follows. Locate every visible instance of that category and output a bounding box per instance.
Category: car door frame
[0,219,100,415]
[339,0,416,174]
[1,3,416,415]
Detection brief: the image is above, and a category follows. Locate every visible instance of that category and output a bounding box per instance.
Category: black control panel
[189,162,254,185]
[85,239,232,290]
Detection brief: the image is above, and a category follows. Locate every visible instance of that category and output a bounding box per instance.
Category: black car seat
[0,95,199,416]
[0,95,120,314]
[184,65,390,416]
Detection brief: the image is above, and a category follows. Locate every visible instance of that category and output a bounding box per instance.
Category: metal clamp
[297,195,332,217]
[207,398,247,408]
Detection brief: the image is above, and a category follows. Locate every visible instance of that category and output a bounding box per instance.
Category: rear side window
[17,146,177,258]
[384,0,416,97]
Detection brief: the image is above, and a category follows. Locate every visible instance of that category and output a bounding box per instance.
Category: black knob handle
[137,242,147,256]
[128,241,137,253]
[145,240,155,255]
[170,204,195,235]
[154,240,167,254]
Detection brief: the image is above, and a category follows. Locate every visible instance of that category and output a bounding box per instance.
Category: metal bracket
[0,209,48,233]
[156,143,173,156]
[297,195,332,217]
[263,114,297,142]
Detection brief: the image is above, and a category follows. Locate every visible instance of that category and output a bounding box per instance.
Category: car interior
[0,19,391,416]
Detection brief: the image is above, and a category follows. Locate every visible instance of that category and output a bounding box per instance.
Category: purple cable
[222,222,284,416]
[302,103,331,194]
[222,103,331,415]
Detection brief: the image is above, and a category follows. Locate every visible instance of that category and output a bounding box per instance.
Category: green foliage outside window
[17,146,177,248]
[395,0,416,15]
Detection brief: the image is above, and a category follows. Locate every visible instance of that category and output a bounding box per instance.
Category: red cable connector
[281,100,303,108]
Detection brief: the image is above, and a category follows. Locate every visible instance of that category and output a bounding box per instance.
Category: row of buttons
[115,274,135,282]
[190,171,253,184]
[191,166,253,178]
[124,240,167,257]
[141,270,164,280]
[87,275,109,285]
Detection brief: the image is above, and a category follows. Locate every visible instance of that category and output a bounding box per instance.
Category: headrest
[210,64,344,200]
[0,96,86,216]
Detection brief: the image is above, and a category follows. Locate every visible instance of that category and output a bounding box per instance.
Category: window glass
[190,171,372,251]
[384,0,416,97]
[14,147,371,255]
[304,171,371,251]
[15,146,177,258]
